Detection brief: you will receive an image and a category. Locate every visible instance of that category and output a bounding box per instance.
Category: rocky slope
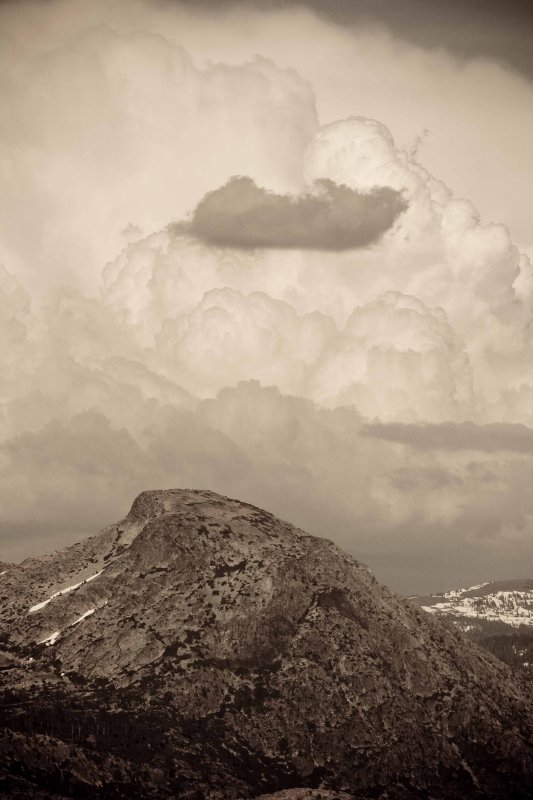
[0,489,532,799]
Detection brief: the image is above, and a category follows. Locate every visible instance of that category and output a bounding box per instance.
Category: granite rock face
[0,489,532,799]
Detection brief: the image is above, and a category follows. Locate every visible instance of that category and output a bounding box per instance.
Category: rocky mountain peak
[127,488,228,522]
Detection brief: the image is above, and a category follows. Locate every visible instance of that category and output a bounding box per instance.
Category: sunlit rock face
[1,489,531,798]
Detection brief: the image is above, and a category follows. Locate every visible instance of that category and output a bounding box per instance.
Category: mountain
[412,580,533,675]
[0,489,532,799]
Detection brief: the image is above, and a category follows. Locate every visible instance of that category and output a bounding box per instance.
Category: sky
[1,0,533,593]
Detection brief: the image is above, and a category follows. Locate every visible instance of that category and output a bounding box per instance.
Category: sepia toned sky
[1,0,533,593]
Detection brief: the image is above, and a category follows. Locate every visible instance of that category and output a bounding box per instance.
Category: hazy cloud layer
[363,422,533,453]
[2,380,533,594]
[174,0,533,80]
[186,177,407,249]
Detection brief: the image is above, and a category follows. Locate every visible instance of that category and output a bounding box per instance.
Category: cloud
[0,264,32,364]
[362,421,533,453]
[2,0,533,297]
[155,287,336,397]
[304,117,532,324]
[1,2,533,595]
[102,116,533,425]
[0,14,317,291]
[183,176,407,249]
[171,0,533,82]
[307,291,474,421]
[2,382,533,593]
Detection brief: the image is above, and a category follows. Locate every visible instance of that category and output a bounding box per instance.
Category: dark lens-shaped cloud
[181,176,407,250]
[361,421,533,453]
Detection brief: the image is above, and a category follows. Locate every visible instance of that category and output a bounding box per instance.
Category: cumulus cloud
[307,291,475,421]
[100,117,533,425]
[106,118,532,333]
[183,176,407,249]
[2,0,533,294]
[155,287,336,397]
[0,16,317,291]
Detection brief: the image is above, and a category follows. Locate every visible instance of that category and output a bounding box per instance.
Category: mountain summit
[1,489,532,799]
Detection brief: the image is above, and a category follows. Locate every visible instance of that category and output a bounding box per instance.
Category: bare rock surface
[256,792,356,800]
[0,489,531,799]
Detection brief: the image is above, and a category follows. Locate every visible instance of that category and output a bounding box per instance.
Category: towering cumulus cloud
[1,0,533,594]
[186,177,407,249]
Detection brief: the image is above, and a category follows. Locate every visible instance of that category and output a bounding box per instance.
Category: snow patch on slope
[29,570,104,614]
[36,606,99,648]
[442,582,491,599]
[38,630,61,646]
[70,608,95,627]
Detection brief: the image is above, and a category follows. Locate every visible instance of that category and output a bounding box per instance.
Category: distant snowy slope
[411,578,533,674]
[412,579,533,630]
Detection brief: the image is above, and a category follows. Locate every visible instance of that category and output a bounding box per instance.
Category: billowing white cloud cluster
[101,117,532,425]
[1,7,533,592]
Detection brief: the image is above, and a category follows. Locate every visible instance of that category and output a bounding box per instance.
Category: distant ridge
[412,578,533,675]
[413,578,533,629]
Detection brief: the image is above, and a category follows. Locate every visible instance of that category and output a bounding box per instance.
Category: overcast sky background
[1,0,533,593]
